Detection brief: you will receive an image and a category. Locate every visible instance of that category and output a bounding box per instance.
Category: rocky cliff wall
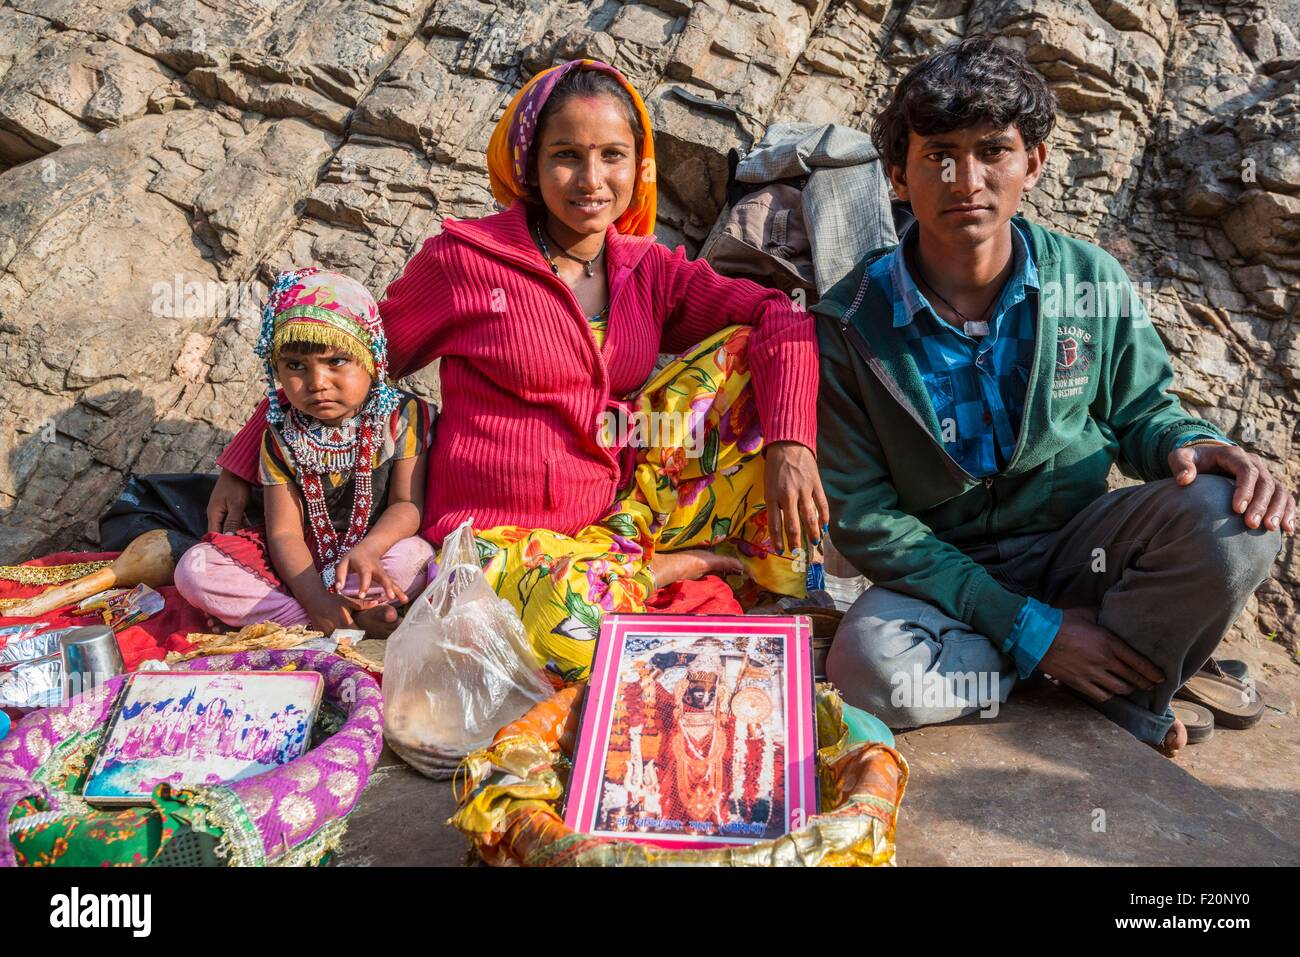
[0,0,1295,642]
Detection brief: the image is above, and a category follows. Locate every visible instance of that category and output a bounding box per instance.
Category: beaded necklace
[281,404,379,590]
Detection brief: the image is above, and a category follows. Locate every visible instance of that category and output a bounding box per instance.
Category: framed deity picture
[565,614,817,849]
[83,671,323,805]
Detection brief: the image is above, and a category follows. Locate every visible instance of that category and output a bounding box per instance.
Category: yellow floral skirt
[450,325,806,681]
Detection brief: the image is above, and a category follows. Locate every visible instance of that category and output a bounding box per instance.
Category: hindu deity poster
[83,671,323,804]
[565,614,816,848]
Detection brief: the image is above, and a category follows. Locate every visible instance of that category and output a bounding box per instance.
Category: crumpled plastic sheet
[0,629,73,710]
[450,683,908,867]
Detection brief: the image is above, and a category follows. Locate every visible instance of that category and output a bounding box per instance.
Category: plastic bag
[383,520,554,778]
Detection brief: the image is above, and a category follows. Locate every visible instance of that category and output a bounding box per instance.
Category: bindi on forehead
[545,137,635,150]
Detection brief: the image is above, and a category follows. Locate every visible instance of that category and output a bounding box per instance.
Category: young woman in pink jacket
[206,59,826,679]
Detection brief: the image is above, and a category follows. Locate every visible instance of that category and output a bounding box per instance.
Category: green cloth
[813,216,1228,648]
[841,704,895,748]
[8,797,174,867]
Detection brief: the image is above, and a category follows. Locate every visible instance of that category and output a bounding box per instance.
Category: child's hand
[334,544,409,604]
[306,592,380,635]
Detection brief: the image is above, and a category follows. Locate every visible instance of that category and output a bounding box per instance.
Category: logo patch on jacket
[1056,336,1090,372]
[1053,327,1092,399]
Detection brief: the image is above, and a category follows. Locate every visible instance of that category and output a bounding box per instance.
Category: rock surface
[0,0,1296,651]
[895,679,1300,866]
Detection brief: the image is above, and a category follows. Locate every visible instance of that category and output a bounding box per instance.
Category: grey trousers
[825,476,1283,744]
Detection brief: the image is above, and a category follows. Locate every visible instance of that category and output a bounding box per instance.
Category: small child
[176,268,435,638]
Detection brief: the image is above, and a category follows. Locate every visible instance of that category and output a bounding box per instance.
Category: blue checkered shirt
[875,221,1039,477]
[869,223,1060,676]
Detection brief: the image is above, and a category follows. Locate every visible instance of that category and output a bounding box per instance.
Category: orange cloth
[486,58,657,236]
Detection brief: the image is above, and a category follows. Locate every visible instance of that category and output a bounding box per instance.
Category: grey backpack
[699,172,816,300]
[699,123,902,305]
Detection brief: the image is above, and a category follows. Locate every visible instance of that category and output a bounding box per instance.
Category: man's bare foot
[648,549,744,589]
[353,603,401,639]
[1151,717,1188,758]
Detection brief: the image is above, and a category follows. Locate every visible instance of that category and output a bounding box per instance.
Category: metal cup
[59,625,124,701]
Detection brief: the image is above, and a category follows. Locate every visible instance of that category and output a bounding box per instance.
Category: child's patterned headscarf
[255,267,401,425]
[486,58,657,236]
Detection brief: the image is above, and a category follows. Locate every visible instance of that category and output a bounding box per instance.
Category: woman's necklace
[682,719,720,761]
[534,218,605,278]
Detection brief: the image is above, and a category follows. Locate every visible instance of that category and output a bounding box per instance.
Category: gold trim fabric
[0,561,111,586]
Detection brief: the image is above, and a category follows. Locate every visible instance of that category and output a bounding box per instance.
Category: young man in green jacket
[815,37,1292,756]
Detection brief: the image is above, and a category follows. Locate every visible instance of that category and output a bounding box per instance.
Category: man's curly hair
[871,36,1057,171]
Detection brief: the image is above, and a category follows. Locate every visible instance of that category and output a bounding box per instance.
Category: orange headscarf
[487,59,657,237]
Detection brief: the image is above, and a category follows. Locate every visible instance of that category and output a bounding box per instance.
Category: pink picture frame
[565,614,816,849]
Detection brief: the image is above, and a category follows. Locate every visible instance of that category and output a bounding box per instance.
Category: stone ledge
[894,682,1300,867]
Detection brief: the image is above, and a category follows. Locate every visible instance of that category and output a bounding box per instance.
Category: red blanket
[0,552,205,670]
[1,554,738,673]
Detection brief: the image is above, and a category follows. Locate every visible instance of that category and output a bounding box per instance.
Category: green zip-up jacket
[813,216,1228,647]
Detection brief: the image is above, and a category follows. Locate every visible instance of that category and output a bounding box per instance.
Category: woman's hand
[763,441,830,556]
[207,469,252,534]
[334,543,408,603]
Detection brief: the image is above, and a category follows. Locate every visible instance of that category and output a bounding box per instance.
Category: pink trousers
[174,536,435,629]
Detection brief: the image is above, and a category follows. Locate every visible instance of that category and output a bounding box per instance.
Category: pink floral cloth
[0,649,384,867]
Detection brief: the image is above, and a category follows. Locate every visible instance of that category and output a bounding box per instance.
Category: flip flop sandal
[1171,700,1215,744]
[1201,657,1249,683]
[1175,671,1264,730]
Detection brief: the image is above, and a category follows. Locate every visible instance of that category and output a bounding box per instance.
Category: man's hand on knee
[1038,608,1165,703]
[1169,443,1296,534]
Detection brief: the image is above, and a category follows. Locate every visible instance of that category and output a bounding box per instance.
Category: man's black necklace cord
[911,252,998,328]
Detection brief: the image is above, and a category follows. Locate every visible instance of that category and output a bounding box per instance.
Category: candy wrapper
[75,588,129,614]
[89,584,165,631]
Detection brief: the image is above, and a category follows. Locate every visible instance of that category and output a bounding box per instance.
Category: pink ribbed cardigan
[217,201,819,545]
